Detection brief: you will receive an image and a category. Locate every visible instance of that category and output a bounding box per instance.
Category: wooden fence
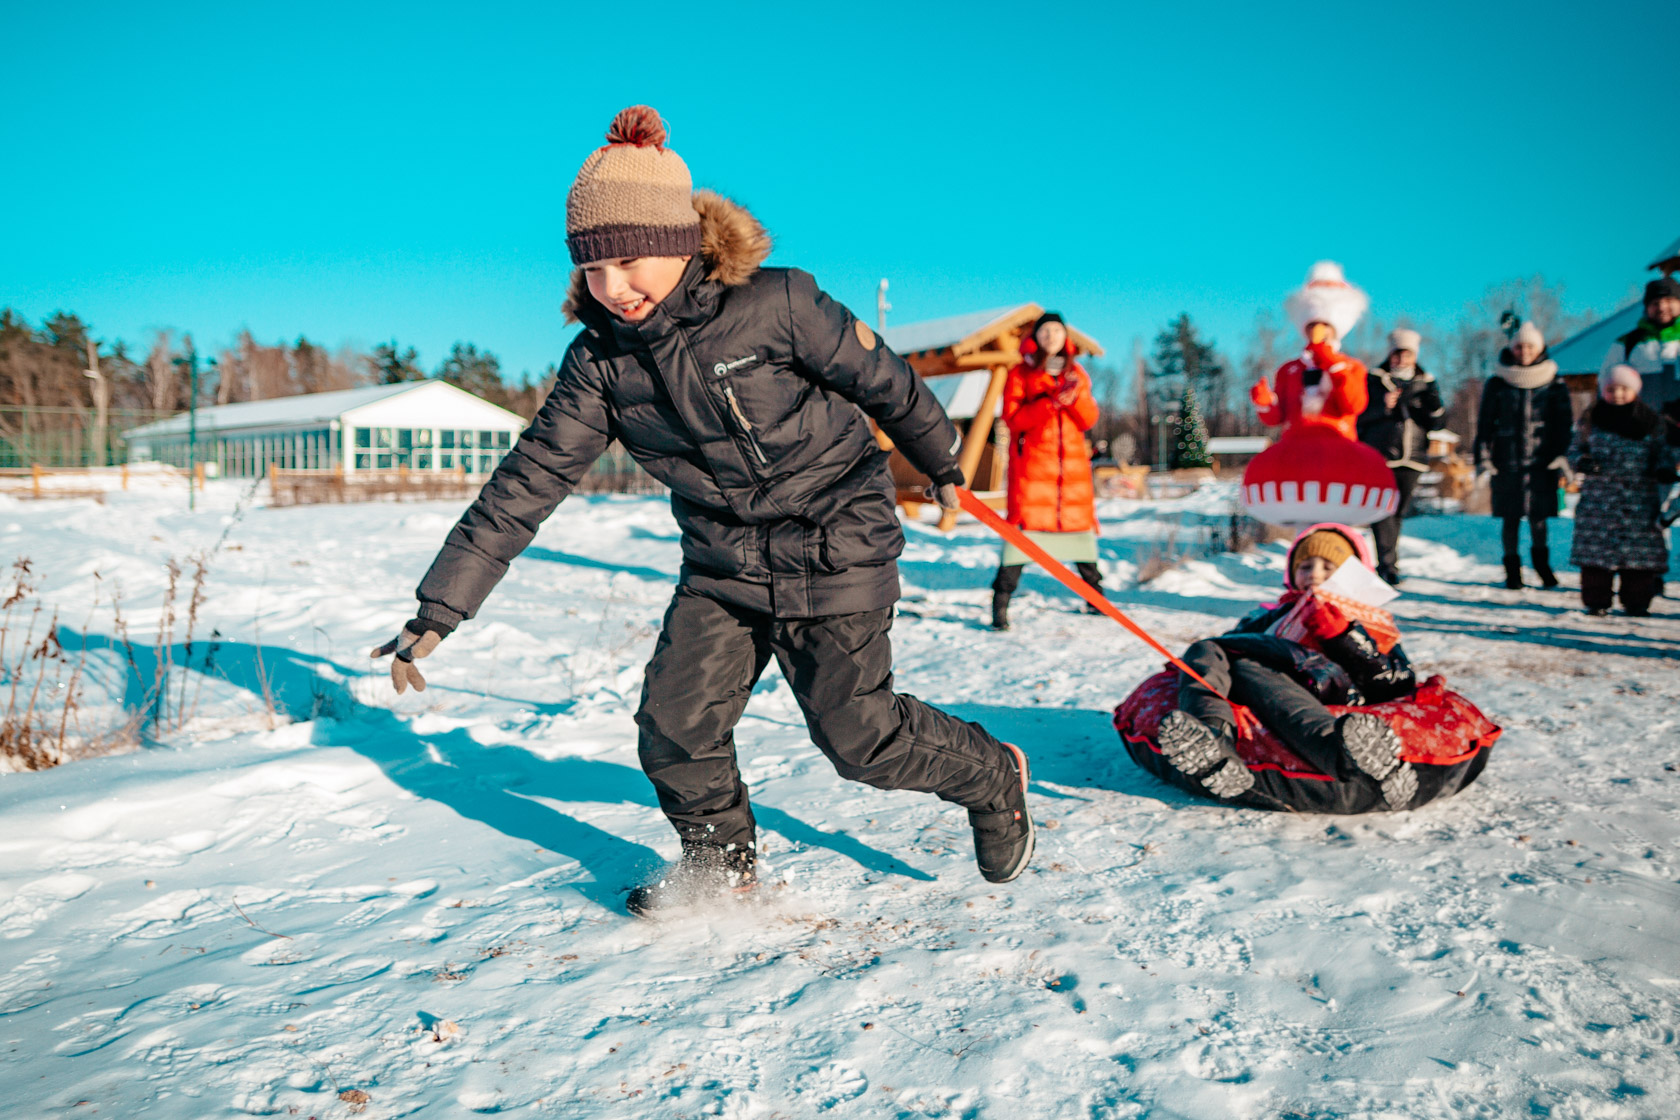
[266,465,480,507]
[0,463,195,503]
[267,444,665,507]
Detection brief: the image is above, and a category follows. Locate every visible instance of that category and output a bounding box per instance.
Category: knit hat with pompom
[566,106,701,266]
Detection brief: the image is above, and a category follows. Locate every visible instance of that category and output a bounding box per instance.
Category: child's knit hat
[1601,363,1642,397]
[566,106,702,266]
[1292,529,1356,572]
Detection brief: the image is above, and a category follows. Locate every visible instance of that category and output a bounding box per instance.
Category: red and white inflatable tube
[1113,670,1500,813]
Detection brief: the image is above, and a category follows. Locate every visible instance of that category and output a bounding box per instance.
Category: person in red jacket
[1251,261,1371,440]
[991,312,1102,630]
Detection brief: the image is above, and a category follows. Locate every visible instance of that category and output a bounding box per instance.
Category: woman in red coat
[992,312,1102,630]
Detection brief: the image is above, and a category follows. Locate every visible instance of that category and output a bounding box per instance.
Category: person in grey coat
[372,107,1034,912]
[1472,321,1574,589]
[1569,365,1677,616]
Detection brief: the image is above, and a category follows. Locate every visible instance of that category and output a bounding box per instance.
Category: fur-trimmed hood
[562,190,772,325]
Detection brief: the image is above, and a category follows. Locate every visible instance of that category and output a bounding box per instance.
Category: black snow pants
[1371,466,1421,578]
[634,587,1017,851]
[1176,638,1353,781]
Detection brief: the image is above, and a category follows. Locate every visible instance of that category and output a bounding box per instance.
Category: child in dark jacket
[1157,524,1420,810]
[371,106,1032,913]
[1569,364,1678,616]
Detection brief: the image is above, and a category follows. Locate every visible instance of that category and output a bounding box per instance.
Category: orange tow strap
[956,487,1256,735]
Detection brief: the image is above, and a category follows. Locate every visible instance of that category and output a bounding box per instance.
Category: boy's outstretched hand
[371,620,447,694]
[924,482,961,512]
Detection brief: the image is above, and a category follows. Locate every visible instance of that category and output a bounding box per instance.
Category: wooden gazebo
[880,304,1104,529]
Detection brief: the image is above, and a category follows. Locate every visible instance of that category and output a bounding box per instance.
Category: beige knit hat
[1513,320,1546,350]
[1388,328,1421,354]
[1291,529,1357,572]
[566,106,701,266]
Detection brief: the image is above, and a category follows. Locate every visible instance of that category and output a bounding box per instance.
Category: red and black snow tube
[1113,670,1500,813]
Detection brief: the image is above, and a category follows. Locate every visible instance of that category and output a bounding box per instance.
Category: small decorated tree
[1173,383,1214,470]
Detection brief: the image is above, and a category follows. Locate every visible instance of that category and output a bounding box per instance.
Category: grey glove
[932,482,961,511]
[370,619,448,694]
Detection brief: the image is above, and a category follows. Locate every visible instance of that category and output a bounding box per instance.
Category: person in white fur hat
[1357,327,1445,584]
[1252,262,1371,440]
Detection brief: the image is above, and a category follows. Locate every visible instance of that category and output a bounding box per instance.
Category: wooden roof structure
[884,303,1105,377]
[880,303,1105,527]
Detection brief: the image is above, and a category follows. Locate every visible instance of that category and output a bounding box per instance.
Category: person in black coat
[1357,328,1445,584]
[371,107,1035,911]
[1472,321,1574,589]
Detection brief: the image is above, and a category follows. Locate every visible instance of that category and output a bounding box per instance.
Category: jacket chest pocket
[707,354,770,467]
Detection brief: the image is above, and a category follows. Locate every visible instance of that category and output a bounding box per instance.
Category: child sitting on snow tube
[1117,523,1497,814]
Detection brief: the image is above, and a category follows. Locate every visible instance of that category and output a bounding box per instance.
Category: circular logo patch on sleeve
[854,320,877,351]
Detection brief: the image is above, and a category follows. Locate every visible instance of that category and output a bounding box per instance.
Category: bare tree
[144,331,180,413]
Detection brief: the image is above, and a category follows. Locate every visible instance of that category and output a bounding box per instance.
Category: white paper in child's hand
[1317,557,1399,607]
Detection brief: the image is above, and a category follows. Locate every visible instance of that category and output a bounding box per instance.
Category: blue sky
[4,1,1676,382]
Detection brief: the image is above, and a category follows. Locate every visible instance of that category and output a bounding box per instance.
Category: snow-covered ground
[2,482,1677,1119]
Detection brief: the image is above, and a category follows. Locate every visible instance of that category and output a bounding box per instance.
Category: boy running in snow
[372,107,1032,913]
[1155,525,1421,811]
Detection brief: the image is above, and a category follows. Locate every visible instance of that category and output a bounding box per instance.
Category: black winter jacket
[415,193,963,625]
[1356,362,1445,470]
[1215,600,1417,707]
[1472,358,1574,521]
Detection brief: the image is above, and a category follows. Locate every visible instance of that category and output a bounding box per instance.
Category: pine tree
[370,341,425,385]
[1151,312,1230,439]
[1173,382,1213,470]
[436,342,503,401]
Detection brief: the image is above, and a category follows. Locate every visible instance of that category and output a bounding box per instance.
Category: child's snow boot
[1502,556,1524,590]
[1157,710,1255,798]
[1532,548,1559,589]
[1338,712,1415,810]
[969,743,1034,883]
[991,592,1011,632]
[626,842,758,918]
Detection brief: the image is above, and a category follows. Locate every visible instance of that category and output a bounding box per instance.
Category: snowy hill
[2,484,1677,1118]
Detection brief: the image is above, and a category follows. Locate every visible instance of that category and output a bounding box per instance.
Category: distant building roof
[125,383,416,438]
[882,303,1104,363]
[883,308,1022,356]
[1650,235,1680,272]
[1550,302,1641,377]
[122,380,524,439]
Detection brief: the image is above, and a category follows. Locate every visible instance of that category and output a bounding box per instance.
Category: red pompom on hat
[606,105,668,149]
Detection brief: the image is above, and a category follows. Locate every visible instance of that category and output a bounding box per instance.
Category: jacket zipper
[722,384,769,466]
[1056,391,1066,531]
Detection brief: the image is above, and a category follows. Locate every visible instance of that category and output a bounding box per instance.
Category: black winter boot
[626,842,757,918]
[1502,556,1524,590]
[1157,710,1254,798]
[969,743,1034,883]
[1531,548,1559,589]
[991,591,1011,632]
[1338,713,1415,810]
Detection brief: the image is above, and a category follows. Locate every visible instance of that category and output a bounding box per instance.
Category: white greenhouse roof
[124,381,523,439]
[883,307,1020,356]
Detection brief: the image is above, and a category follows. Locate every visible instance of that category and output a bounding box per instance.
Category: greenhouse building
[123,381,528,478]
